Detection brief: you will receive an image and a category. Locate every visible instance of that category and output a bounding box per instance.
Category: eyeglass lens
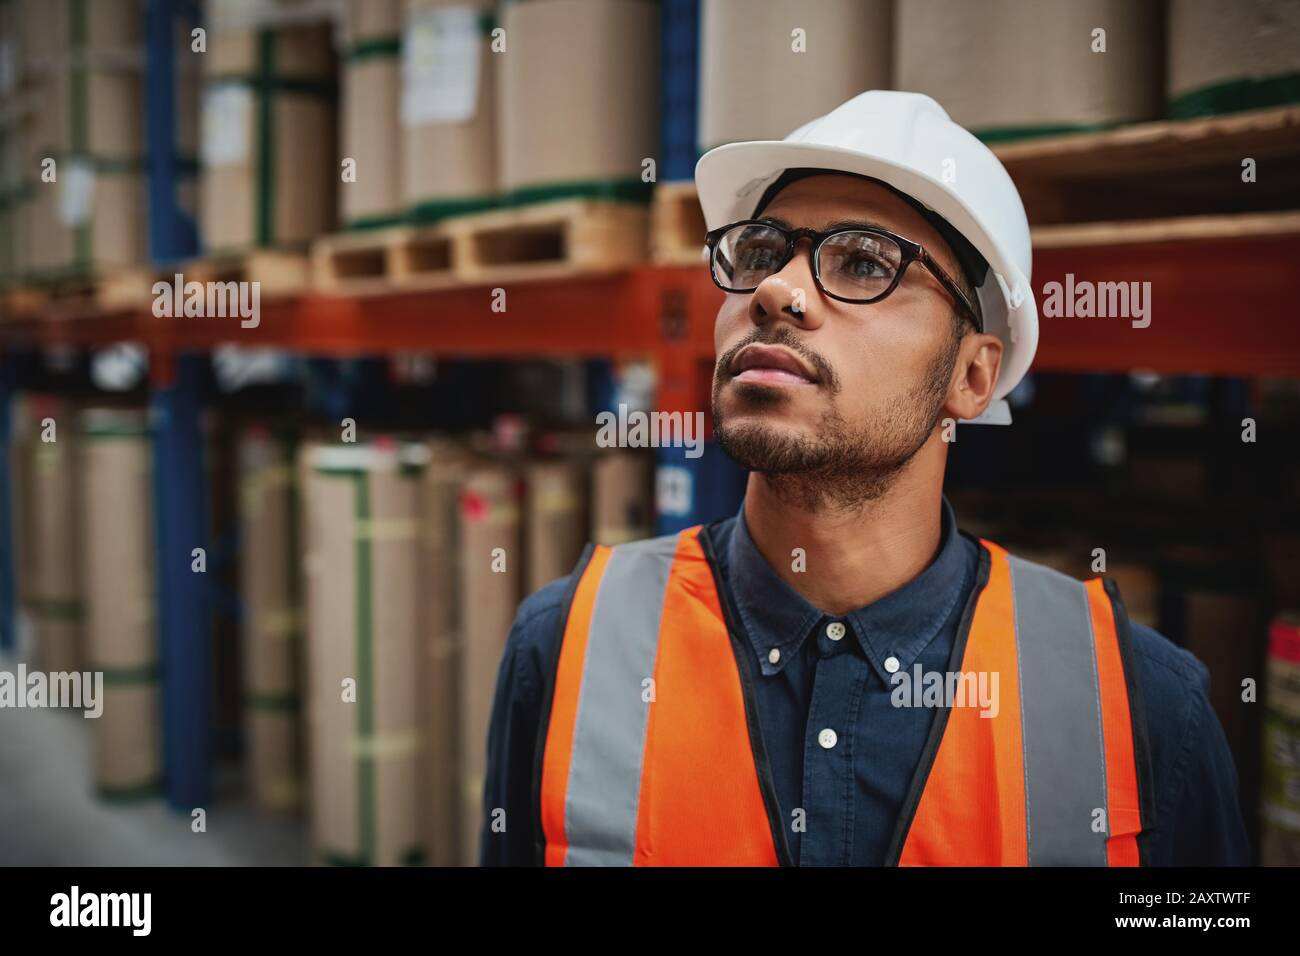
[712,223,904,302]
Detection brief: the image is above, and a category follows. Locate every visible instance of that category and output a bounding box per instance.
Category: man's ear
[945,333,1004,422]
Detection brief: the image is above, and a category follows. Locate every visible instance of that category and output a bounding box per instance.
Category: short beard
[713,324,962,514]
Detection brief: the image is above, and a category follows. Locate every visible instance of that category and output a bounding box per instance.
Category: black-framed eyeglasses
[704,218,982,333]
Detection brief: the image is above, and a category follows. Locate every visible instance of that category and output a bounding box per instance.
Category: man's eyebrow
[822,218,892,233]
[757,215,893,233]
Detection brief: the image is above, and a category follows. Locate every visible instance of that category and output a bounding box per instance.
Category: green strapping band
[353,471,376,867]
[347,35,401,62]
[99,664,161,686]
[344,212,407,232]
[1169,72,1300,119]
[975,121,1114,144]
[500,178,654,206]
[50,151,148,174]
[319,850,367,866]
[82,424,151,438]
[98,781,162,802]
[405,193,498,225]
[32,598,84,621]
[256,30,275,246]
[206,73,338,97]
[319,845,425,867]
[245,692,300,713]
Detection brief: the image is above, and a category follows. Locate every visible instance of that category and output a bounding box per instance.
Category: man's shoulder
[1127,620,1209,692]
[1125,620,1213,755]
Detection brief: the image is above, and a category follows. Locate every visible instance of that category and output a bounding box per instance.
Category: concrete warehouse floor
[0,648,308,866]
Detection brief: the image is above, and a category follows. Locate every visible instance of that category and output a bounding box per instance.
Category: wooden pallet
[651,181,708,266]
[0,268,156,319]
[385,224,457,288]
[312,227,422,294]
[312,200,650,292]
[994,105,1300,225]
[440,199,649,285]
[184,250,309,297]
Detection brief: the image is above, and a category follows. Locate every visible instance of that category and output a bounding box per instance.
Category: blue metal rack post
[660,0,701,182]
[145,0,209,810]
[151,354,213,810]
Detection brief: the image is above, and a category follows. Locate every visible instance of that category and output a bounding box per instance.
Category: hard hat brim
[695,139,1038,403]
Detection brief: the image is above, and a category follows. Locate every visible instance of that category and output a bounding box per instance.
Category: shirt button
[818,728,838,750]
[767,648,781,665]
[884,656,901,674]
[826,621,846,641]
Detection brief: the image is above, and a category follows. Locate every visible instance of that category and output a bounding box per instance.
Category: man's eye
[843,254,892,278]
[740,247,778,270]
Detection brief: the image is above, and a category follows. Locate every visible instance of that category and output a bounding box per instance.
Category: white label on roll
[57,158,95,226]
[201,84,252,168]
[401,7,482,127]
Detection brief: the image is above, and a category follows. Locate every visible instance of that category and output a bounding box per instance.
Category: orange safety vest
[535,525,1154,866]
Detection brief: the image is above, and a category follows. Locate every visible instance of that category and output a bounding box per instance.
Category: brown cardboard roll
[303,443,427,866]
[94,683,161,796]
[349,0,403,43]
[1168,0,1300,115]
[20,157,141,278]
[79,410,158,798]
[498,0,658,195]
[591,450,654,546]
[342,55,402,225]
[9,399,36,607]
[24,181,71,276]
[247,709,304,811]
[524,457,587,595]
[417,437,471,865]
[457,461,521,865]
[400,0,498,217]
[895,0,1163,137]
[18,0,142,77]
[239,427,303,812]
[200,21,336,250]
[18,0,62,72]
[699,0,891,149]
[342,0,402,227]
[29,415,85,675]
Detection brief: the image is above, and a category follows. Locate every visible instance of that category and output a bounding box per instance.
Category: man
[480,91,1249,866]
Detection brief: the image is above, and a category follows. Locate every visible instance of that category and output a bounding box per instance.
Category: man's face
[711,174,977,506]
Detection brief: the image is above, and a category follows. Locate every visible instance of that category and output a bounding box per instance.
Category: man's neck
[742,465,945,617]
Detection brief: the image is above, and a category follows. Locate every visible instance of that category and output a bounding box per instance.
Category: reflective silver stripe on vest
[563,534,679,866]
[1007,556,1110,866]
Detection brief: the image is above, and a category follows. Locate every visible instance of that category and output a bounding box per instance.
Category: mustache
[716,326,839,393]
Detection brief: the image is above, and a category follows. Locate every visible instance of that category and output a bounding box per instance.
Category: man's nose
[749,239,824,330]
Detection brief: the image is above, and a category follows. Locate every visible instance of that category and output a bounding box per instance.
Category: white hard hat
[695,89,1037,405]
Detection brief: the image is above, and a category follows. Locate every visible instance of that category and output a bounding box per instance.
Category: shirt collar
[726,496,970,683]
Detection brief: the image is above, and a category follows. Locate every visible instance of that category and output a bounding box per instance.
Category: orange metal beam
[2,233,1297,381]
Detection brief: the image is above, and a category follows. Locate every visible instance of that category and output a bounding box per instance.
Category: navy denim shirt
[480,497,1251,866]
